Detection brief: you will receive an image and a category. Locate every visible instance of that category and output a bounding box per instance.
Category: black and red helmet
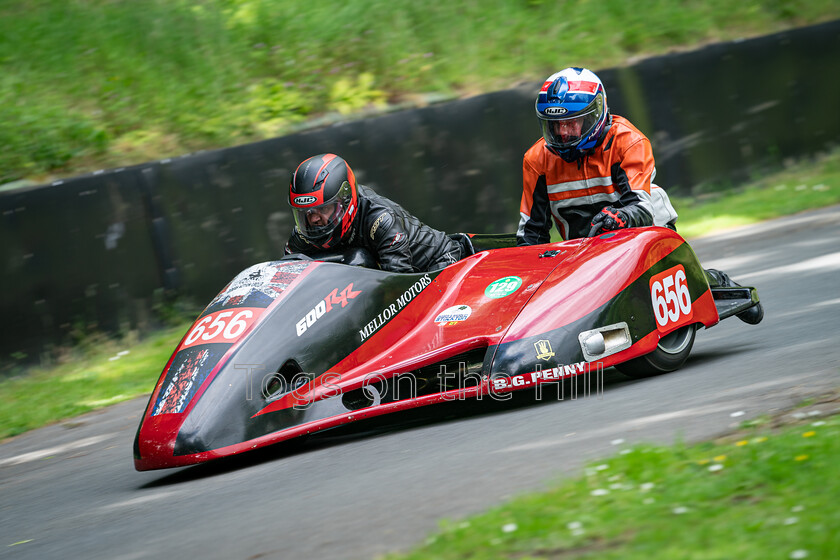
[289,154,359,249]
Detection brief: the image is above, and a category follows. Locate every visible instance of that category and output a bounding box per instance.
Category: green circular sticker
[485,276,522,299]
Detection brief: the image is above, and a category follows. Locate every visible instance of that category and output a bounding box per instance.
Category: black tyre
[615,324,697,378]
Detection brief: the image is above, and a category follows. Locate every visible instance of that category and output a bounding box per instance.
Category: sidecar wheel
[616,324,697,378]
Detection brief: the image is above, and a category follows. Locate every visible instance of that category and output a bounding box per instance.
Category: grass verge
[0,325,185,440]
[1,0,838,183]
[671,149,840,239]
[0,149,839,440]
[384,392,840,560]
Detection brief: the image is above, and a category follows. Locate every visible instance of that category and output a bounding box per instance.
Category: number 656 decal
[649,265,693,330]
[182,308,261,349]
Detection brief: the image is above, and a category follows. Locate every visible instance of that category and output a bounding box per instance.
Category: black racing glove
[587,206,630,237]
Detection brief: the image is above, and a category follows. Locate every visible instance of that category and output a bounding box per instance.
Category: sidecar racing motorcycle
[134,227,761,470]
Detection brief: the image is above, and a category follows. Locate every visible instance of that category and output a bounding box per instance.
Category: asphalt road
[2,206,839,560]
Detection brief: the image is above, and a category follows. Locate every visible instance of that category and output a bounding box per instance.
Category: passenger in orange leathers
[517,66,762,325]
[517,67,677,245]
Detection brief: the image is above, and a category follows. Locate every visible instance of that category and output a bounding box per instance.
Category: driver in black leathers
[284,153,462,273]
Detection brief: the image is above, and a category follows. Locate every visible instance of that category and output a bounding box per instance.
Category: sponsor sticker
[434,305,472,326]
[293,195,318,205]
[370,212,387,239]
[208,261,309,311]
[485,276,522,299]
[534,339,555,361]
[492,361,587,391]
[296,283,362,337]
[360,274,432,341]
[152,345,228,416]
[544,106,568,115]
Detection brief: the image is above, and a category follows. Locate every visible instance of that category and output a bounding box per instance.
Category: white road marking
[700,252,768,273]
[0,434,115,467]
[99,490,185,511]
[736,251,840,281]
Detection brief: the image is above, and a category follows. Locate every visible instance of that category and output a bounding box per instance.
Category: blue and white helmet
[535,67,609,158]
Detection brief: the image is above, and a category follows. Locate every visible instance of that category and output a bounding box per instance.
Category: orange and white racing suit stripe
[517,115,677,245]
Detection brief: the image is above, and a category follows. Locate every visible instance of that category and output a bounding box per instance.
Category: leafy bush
[328,72,386,115]
[238,78,315,137]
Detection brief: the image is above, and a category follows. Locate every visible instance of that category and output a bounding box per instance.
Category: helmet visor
[539,96,603,150]
[292,181,351,242]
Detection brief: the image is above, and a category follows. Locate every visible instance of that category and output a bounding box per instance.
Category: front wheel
[615,324,697,378]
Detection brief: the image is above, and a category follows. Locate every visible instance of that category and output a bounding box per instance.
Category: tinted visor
[292,181,351,242]
[539,95,603,150]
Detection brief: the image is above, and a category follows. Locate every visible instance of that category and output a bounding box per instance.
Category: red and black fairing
[134,227,719,470]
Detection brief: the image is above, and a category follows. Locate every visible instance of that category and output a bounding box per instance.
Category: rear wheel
[615,324,697,378]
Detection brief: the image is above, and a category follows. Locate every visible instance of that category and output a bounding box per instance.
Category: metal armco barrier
[1,20,838,364]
